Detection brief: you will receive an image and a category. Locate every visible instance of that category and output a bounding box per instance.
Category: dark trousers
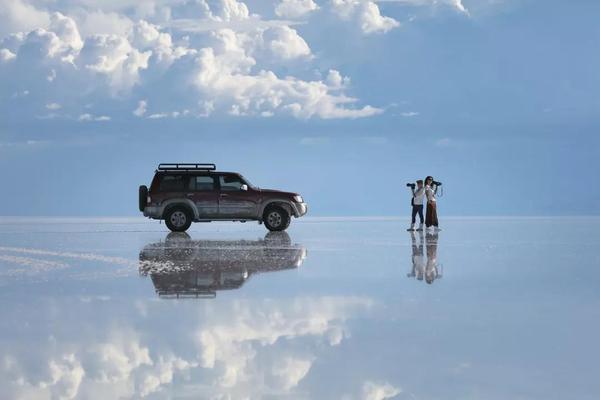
[426,202,438,227]
[411,204,424,224]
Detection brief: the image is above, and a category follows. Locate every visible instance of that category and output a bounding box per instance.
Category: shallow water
[0,217,598,399]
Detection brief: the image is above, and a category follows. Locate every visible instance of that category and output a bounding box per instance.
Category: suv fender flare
[260,200,293,218]
[161,199,198,220]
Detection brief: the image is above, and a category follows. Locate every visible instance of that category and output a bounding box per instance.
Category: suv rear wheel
[263,206,290,232]
[165,206,192,232]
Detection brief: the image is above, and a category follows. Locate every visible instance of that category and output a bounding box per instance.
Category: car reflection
[139,232,307,298]
[407,231,442,284]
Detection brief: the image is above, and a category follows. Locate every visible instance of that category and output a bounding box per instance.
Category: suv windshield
[240,175,256,189]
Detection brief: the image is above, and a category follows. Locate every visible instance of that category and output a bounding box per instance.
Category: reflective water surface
[0,217,598,399]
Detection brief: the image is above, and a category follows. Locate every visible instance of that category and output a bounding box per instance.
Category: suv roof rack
[158,163,216,171]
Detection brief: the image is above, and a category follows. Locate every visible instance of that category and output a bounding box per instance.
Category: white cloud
[0,0,50,37]
[263,25,311,60]
[47,68,57,81]
[193,31,381,118]
[130,20,196,67]
[378,0,469,15]
[49,12,84,56]
[78,34,150,92]
[450,0,469,15]
[137,355,197,397]
[331,0,400,34]
[272,356,314,390]
[275,0,320,19]
[46,102,61,110]
[0,0,382,119]
[400,111,418,117]
[45,354,85,400]
[133,99,147,116]
[76,10,134,37]
[78,113,111,121]
[0,295,374,399]
[0,48,16,62]
[361,381,401,400]
[326,69,350,88]
[194,296,373,390]
[147,112,167,119]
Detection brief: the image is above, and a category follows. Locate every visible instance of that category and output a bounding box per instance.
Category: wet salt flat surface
[0,217,598,400]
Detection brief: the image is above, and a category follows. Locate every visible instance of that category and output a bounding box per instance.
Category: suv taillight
[147,195,151,204]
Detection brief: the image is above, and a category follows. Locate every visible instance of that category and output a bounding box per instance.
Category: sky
[0,0,599,217]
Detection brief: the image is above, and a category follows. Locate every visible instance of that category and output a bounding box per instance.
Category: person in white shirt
[424,176,440,231]
[408,180,425,231]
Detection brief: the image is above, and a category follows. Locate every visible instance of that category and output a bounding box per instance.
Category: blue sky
[0,0,598,216]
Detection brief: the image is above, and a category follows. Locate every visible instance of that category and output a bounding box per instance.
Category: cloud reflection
[0,233,376,399]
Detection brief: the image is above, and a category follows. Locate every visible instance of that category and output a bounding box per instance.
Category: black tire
[263,206,290,232]
[165,206,193,232]
[265,231,291,246]
[139,185,148,211]
[165,232,191,244]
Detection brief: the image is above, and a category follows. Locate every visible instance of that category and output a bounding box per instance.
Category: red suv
[139,164,308,232]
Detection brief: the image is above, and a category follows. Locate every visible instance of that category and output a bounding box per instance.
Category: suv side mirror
[240,184,248,191]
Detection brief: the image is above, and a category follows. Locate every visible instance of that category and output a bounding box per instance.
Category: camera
[406,183,416,189]
[432,181,442,186]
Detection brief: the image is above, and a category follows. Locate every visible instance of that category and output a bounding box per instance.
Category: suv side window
[159,175,186,192]
[219,175,244,191]
[189,175,215,191]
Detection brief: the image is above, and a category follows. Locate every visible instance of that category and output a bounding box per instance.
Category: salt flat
[0,217,598,399]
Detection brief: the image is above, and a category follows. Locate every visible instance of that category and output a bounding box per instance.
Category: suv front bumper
[292,202,308,218]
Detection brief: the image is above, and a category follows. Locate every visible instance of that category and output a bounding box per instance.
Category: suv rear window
[159,175,186,192]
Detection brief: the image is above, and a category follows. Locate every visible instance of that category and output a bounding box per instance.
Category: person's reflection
[139,232,306,298]
[407,230,425,281]
[407,231,441,284]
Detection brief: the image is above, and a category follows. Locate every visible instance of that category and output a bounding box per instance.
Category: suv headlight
[293,195,304,203]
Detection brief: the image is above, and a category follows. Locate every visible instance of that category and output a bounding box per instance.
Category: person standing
[424,176,440,231]
[407,180,425,231]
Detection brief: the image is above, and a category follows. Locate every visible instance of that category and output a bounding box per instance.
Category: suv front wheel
[263,206,290,232]
[165,206,192,232]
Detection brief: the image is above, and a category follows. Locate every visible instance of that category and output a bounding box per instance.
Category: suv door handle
[185,193,194,197]
[220,193,229,197]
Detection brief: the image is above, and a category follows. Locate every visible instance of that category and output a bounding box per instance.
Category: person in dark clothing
[407,180,424,231]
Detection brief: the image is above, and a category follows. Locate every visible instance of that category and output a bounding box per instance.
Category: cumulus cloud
[193,30,381,118]
[361,381,401,400]
[0,0,383,120]
[263,25,311,60]
[78,34,151,92]
[326,69,350,88]
[275,0,320,19]
[130,20,195,67]
[331,0,400,34]
[0,0,50,37]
